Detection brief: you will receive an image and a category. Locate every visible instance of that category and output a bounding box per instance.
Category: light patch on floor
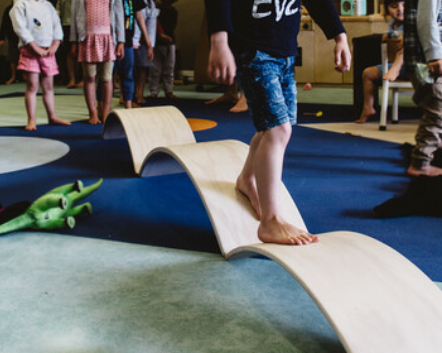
[0,137,69,174]
[300,120,419,145]
[0,96,121,127]
[0,232,345,353]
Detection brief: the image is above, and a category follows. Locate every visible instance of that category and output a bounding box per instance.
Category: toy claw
[0,179,103,235]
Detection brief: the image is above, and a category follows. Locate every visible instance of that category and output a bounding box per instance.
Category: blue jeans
[235,50,297,132]
[117,47,135,101]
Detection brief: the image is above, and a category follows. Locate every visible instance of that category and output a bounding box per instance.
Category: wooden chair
[379,40,414,131]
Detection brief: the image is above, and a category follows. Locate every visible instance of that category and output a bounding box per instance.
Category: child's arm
[135,11,153,62]
[9,2,35,49]
[48,4,63,56]
[207,31,236,85]
[47,40,61,56]
[384,48,404,81]
[204,0,236,84]
[417,0,442,76]
[303,0,351,73]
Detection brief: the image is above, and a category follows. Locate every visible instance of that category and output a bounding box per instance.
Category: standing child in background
[205,0,351,245]
[149,0,178,99]
[117,0,153,109]
[355,0,406,123]
[133,0,157,104]
[56,0,83,88]
[0,2,19,85]
[10,0,71,131]
[70,0,125,124]
[404,0,442,176]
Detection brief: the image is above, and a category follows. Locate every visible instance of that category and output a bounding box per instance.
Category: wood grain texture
[102,106,196,175]
[230,232,442,353]
[103,105,442,353]
[143,140,307,255]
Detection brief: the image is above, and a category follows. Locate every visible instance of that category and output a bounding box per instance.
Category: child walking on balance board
[205,0,351,245]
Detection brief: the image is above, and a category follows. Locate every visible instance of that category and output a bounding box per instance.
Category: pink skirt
[78,34,115,63]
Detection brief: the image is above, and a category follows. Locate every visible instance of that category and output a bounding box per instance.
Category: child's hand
[0,40,4,47]
[147,45,154,62]
[428,60,442,77]
[116,43,125,61]
[47,40,60,56]
[334,33,351,73]
[29,42,48,57]
[207,32,236,85]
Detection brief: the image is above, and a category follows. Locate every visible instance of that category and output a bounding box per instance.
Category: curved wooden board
[102,106,196,175]
[229,231,442,353]
[142,140,307,256]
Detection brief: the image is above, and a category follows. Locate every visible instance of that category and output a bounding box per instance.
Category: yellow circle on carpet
[187,118,218,132]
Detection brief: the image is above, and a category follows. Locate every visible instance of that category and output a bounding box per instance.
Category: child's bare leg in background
[41,74,71,126]
[24,72,39,131]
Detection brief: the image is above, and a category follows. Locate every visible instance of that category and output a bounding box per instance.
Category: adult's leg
[24,72,39,131]
[355,66,381,123]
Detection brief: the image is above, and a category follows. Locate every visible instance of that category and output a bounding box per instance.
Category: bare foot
[49,117,71,126]
[136,97,146,104]
[205,93,238,105]
[354,108,376,123]
[258,216,319,245]
[88,116,101,125]
[25,122,37,131]
[5,77,16,85]
[229,94,248,113]
[66,81,76,89]
[236,175,262,220]
[407,165,442,177]
[75,81,84,88]
[149,93,158,99]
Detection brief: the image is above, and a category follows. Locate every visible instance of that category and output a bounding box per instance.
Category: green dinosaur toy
[0,179,103,235]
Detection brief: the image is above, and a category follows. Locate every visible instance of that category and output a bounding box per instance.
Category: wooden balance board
[103,106,442,353]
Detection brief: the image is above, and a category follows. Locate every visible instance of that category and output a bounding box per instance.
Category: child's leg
[149,47,162,97]
[40,74,71,126]
[236,51,317,245]
[24,73,39,131]
[99,61,115,122]
[82,63,100,124]
[118,47,135,109]
[407,76,442,176]
[163,44,176,97]
[355,66,381,123]
[229,91,248,113]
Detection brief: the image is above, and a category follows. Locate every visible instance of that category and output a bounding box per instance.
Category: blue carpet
[0,99,440,282]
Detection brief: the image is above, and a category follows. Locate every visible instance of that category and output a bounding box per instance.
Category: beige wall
[174,0,205,71]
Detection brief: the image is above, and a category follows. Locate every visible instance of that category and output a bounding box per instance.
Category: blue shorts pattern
[235,50,297,132]
[376,62,408,80]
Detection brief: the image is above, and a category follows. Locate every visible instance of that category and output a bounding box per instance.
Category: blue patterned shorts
[235,50,297,132]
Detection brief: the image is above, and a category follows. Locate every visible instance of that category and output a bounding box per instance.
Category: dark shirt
[158,4,178,43]
[123,0,147,47]
[0,5,17,42]
[205,0,345,57]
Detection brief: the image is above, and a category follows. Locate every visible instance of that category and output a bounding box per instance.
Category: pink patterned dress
[78,0,115,63]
